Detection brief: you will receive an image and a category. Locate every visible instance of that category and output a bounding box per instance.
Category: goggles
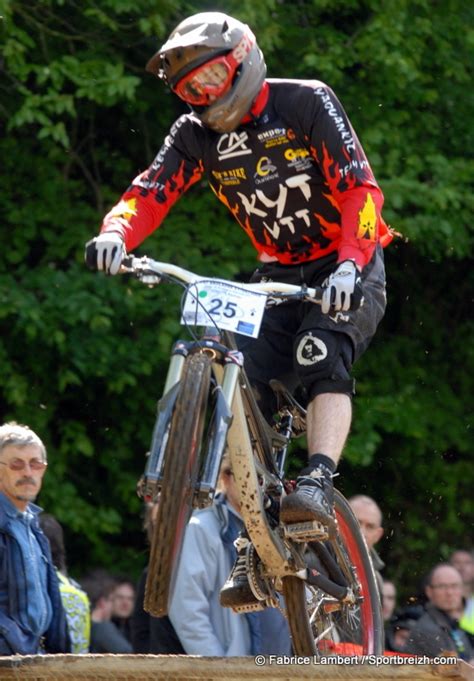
[174,54,238,106]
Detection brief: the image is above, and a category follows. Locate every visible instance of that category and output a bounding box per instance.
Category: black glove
[321,260,364,314]
[85,233,125,275]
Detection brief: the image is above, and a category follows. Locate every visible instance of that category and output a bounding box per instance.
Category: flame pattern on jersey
[101,79,393,267]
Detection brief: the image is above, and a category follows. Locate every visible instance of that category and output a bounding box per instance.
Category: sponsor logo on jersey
[357,193,377,240]
[257,127,288,148]
[341,159,370,178]
[109,197,137,220]
[254,157,279,184]
[212,167,247,186]
[217,131,252,160]
[284,147,312,171]
[314,87,356,153]
[237,173,312,238]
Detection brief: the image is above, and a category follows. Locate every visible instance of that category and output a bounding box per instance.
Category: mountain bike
[121,255,384,656]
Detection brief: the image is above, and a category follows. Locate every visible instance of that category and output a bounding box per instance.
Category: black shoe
[280,465,336,538]
[219,536,264,613]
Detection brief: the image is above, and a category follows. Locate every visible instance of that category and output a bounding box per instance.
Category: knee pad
[293,330,355,399]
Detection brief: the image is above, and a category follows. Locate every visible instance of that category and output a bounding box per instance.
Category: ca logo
[217,132,252,161]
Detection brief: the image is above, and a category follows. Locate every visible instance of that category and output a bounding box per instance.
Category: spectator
[450,549,474,637]
[0,422,70,655]
[39,513,91,653]
[348,495,385,589]
[348,495,384,552]
[385,612,418,653]
[382,580,397,622]
[130,503,185,654]
[168,458,292,656]
[405,563,474,662]
[80,569,133,653]
[111,577,136,643]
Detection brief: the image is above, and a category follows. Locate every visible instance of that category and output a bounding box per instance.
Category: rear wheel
[283,489,384,656]
[144,352,212,617]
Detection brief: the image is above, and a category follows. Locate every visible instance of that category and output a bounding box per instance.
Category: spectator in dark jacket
[405,563,474,663]
[0,422,70,655]
[80,570,132,654]
[130,502,185,654]
[110,577,136,644]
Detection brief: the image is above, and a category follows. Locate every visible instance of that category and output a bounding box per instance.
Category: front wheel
[144,352,212,617]
[283,489,384,656]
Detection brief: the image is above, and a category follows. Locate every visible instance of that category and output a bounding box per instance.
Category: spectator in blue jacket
[169,456,292,656]
[0,422,70,655]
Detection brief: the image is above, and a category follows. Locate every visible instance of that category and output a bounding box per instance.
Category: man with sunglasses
[0,422,70,654]
[85,12,392,611]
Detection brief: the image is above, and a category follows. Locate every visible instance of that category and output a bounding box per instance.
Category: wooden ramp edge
[0,655,472,681]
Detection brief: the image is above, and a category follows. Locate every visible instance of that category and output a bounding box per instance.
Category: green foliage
[0,0,472,597]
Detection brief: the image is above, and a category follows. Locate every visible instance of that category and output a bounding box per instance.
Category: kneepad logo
[296,333,327,366]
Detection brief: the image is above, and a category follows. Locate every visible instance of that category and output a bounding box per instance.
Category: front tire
[144,352,212,617]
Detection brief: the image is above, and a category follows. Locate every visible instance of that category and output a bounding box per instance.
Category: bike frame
[127,256,320,582]
[122,255,384,654]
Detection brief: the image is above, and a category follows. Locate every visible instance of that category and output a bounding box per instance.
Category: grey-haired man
[0,422,70,654]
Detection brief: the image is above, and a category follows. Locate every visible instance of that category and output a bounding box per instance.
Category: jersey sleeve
[100,115,205,251]
[300,83,387,268]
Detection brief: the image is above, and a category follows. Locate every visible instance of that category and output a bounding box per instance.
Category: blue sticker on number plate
[237,321,255,335]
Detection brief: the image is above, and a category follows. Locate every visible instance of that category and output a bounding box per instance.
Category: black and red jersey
[101,79,392,268]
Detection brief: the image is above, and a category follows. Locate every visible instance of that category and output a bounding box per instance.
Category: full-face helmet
[146,12,267,133]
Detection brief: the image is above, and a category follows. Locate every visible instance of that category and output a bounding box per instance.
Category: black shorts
[237,246,386,410]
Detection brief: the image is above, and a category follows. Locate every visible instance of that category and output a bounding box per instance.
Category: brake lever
[119,255,162,285]
[304,285,323,305]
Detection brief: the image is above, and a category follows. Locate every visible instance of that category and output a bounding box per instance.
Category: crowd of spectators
[0,421,472,663]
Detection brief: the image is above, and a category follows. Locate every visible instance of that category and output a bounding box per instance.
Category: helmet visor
[174,54,237,106]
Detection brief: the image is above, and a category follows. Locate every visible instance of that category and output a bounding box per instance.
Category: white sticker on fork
[181,280,267,338]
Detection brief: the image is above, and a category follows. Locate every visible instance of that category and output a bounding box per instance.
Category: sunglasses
[0,458,48,472]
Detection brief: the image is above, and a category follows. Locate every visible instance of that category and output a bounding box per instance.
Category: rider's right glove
[84,233,125,275]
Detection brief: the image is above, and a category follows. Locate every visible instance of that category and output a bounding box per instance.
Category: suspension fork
[138,338,245,506]
[194,356,241,506]
[138,341,189,502]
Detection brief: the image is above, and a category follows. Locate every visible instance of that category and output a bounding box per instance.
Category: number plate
[181,280,267,338]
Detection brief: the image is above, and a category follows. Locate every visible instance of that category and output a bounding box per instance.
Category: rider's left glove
[321,260,364,314]
[85,233,125,275]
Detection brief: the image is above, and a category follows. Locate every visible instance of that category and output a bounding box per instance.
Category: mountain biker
[85,12,393,611]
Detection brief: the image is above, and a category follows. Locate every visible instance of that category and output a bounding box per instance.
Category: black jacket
[130,568,185,654]
[405,603,473,661]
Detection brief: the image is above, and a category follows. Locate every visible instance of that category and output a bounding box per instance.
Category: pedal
[231,602,266,614]
[283,520,329,542]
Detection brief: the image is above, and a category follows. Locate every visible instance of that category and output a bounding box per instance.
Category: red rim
[335,507,376,654]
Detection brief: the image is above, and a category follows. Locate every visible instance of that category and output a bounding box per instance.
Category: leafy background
[0,0,473,602]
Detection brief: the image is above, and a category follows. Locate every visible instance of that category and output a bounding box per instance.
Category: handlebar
[121,255,323,305]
